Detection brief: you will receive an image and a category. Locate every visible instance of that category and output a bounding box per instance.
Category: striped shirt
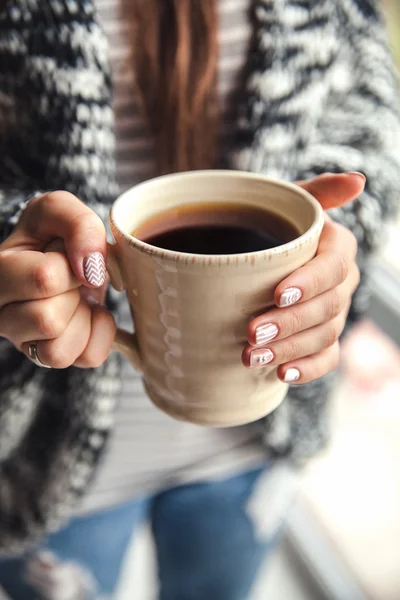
[80,0,267,514]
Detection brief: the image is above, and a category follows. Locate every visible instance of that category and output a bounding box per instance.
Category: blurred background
[114,4,400,599]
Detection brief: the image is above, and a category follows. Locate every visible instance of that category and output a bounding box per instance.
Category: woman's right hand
[0,191,116,368]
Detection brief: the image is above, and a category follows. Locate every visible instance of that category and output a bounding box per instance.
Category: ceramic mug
[108,170,324,427]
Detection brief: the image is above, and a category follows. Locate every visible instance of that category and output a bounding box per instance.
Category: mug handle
[107,244,143,373]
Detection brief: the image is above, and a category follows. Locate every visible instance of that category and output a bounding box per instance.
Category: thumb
[15,191,107,288]
[44,239,108,304]
[296,172,366,210]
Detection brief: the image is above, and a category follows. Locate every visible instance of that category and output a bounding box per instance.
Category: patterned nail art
[279,287,302,307]
[255,323,278,346]
[250,348,274,368]
[83,252,106,287]
[284,368,300,383]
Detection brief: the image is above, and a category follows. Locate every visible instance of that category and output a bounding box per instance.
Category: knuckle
[69,210,104,239]
[17,193,58,230]
[35,307,64,339]
[286,308,303,336]
[41,191,76,210]
[339,311,348,334]
[333,253,349,283]
[332,316,344,341]
[353,264,361,288]
[334,222,357,257]
[326,288,342,320]
[332,343,341,369]
[25,193,47,215]
[53,355,73,369]
[0,251,11,276]
[310,268,324,296]
[344,227,358,255]
[42,346,73,369]
[26,192,80,227]
[324,323,339,348]
[333,317,345,340]
[79,311,114,368]
[31,192,60,216]
[79,348,108,369]
[33,262,60,297]
[281,339,299,363]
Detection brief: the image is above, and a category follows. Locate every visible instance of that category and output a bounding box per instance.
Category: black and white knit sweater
[0,0,399,553]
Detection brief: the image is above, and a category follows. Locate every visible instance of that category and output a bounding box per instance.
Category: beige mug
[108,170,324,427]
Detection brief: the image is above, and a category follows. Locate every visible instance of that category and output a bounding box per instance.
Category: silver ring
[28,342,52,369]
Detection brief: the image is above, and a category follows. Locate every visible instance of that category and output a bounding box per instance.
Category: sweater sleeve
[287,1,400,463]
[297,1,400,247]
[293,0,400,325]
[0,185,121,551]
[235,1,400,279]
[0,189,43,459]
[0,183,114,449]
[232,0,400,464]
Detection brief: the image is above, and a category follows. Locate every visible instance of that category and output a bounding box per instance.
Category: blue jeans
[0,466,277,600]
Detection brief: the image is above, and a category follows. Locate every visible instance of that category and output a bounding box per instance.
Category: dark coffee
[133,202,300,255]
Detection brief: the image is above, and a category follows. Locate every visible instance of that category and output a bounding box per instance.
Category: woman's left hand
[242,172,365,384]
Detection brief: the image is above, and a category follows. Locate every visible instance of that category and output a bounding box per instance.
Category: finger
[248,265,359,346]
[317,216,358,259]
[74,306,116,368]
[45,237,109,306]
[0,250,81,309]
[242,312,346,368]
[13,191,107,288]
[276,343,340,385]
[22,301,92,369]
[275,221,358,307]
[80,279,108,306]
[0,289,81,348]
[45,238,109,306]
[296,172,366,210]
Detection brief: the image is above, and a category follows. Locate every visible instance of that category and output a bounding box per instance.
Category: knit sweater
[0,0,399,554]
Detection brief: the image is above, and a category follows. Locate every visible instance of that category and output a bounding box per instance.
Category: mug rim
[110,170,324,265]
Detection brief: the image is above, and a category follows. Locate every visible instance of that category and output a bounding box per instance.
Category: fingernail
[83,252,106,287]
[348,171,366,183]
[255,323,279,345]
[284,368,301,383]
[250,348,274,368]
[279,287,302,308]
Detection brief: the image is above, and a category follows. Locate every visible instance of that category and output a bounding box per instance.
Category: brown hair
[0,0,219,175]
[132,0,219,175]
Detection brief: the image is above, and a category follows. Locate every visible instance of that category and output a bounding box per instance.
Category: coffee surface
[133,203,300,255]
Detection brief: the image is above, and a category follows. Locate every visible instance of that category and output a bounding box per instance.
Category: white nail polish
[255,323,278,345]
[279,287,302,308]
[284,368,300,383]
[250,348,274,368]
[83,252,106,287]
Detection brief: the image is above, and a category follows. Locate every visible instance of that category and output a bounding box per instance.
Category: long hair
[132,0,219,174]
[0,0,220,175]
